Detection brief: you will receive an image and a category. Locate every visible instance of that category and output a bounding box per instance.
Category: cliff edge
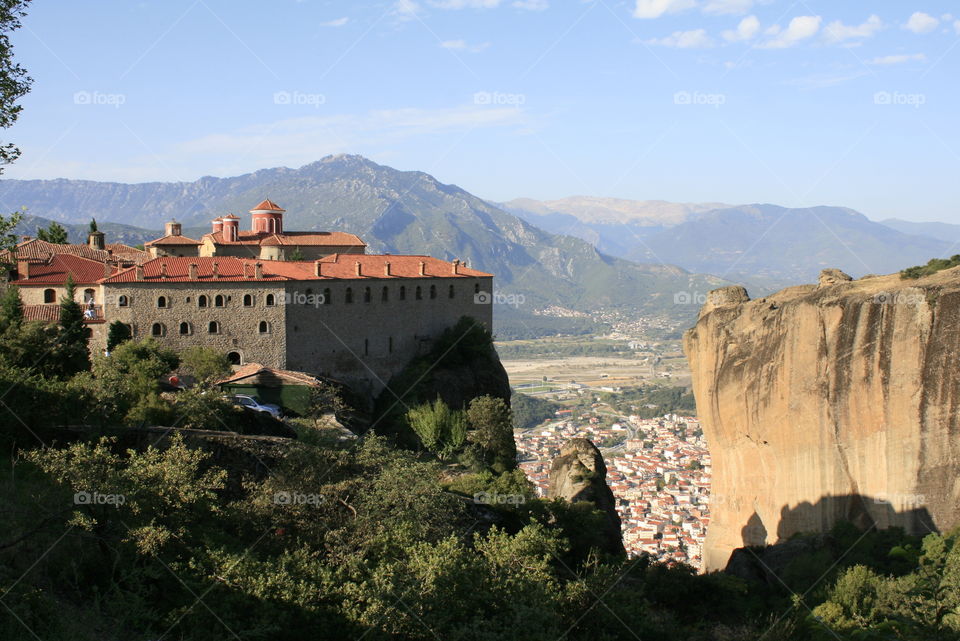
[684,268,960,571]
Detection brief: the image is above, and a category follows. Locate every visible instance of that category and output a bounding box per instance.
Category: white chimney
[315,261,323,277]
[355,261,362,277]
[254,262,263,279]
[384,262,391,276]
[452,259,460,275]
[418,261,425,276]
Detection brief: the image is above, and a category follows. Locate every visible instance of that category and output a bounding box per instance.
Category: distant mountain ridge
[507,197,955,291]
[0,155,731,336]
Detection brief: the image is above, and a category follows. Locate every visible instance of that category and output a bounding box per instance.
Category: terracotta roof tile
[145,235,203,246]
[102,255,491,284]
[251,199,285,212]
[22,304,104,324]
[13,254,115,285]
[201,230,365,247]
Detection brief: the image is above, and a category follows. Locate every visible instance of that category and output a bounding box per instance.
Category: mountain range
[505,198,957,292]
[0,155,730,338]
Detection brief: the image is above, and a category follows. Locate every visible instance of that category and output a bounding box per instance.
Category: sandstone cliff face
[685,269,960,571]
[548,438,625,556]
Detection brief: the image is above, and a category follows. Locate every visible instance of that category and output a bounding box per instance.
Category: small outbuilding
[217,363,327,416]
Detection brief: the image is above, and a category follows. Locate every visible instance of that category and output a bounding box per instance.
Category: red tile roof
[201,230,365,247]
[145,235,203,246]
[13,254,115,285]
[101,255,491,284]
[22,304,105,324]
[0,238,148,265]
[105,244,151,264]
[251,199,285,212]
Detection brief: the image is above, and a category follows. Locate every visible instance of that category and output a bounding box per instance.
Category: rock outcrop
[548,438,625,556]
[684,268,960,571]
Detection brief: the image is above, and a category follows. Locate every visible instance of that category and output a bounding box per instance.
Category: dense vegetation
[495,337,636,358]
[597,384,698,418]
[511,391,562,429]
[901,254,960,279]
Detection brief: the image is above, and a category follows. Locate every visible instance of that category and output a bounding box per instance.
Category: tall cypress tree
[0,283,22,332]
[57,276,90,375]
[106,319,131,352]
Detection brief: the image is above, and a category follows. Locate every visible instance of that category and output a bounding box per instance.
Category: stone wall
[101,281,288,367]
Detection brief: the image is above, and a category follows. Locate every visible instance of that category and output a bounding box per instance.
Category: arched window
[124,323,134,337]
[429,285,437,300]
[214,295,225,307]
[474,283,480,294]
[198,295,208,308]
[83,327,93,339]
[265,294,276,306]
[157,296,168,308]
[345,287,353,304]
[118,295,129,307]
[363,287,372,303]
[208,321,219,334]
[323,288,331,305]
[448,284,455,299]
[381,286,389,302]
[364,338,369,356]
[388,336,393,354]
[83,288,96,303]
[399,286,406,301]
[151,323,165,337]
[43,288,56,304]
[227,351,241,365]
[258,321,270,334]
[415,286,422,300]
[243,294,253,307]
[179,322,191,335]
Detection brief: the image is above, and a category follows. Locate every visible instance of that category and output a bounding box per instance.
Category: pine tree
[89,218,97,233]
[0,284,22,332]
[37,221,68,244]
[56,276,90,376]
[106,319,131,352]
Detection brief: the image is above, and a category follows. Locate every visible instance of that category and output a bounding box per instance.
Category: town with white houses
[516,410,711,569]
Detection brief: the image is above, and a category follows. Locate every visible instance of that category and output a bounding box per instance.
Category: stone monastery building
[7,200,493,394]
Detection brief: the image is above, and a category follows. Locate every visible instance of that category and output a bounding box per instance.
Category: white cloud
[440,39,491,52]
[868,53,926,65]
[393,0,421,20]
[822,14,882,44]
[512,0,548,9]
[954,19,960,34]
[319,17,349,27]
[632,0,696,19]
[904,12,939,34]
[644,28,713,48]
[722,15,760,42]
[427,0,502,8]
[703,0,755,15]
[758,15,822,49]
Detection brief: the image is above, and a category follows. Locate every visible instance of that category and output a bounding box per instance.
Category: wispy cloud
[632,0,696,19]
[427,0,502,8]
[822,15,882,44]
[702,0,758,16]
[758,15,822,49]
[868,53,926,65]
[644,28,713,48]
[722,15,759,42]
[319,17,349,27]
[440,39,491,52]
[904,12,939,34]
[512,0,548,10]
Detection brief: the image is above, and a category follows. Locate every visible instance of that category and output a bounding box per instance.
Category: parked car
[229,395,283,419]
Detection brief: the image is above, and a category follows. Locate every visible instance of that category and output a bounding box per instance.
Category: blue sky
[3,0,959,222]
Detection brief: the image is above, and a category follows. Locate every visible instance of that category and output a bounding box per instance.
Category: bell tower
[250,199,285,234]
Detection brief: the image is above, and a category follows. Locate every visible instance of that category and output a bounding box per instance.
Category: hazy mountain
[879,218,960,246]
[505,197,954,291]
[0,155,731,336]
[12,214,160,247]
[501,196,726,258]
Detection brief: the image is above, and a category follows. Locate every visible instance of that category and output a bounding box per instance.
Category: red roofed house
[101,199,494,394]
[147,200,366,261]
